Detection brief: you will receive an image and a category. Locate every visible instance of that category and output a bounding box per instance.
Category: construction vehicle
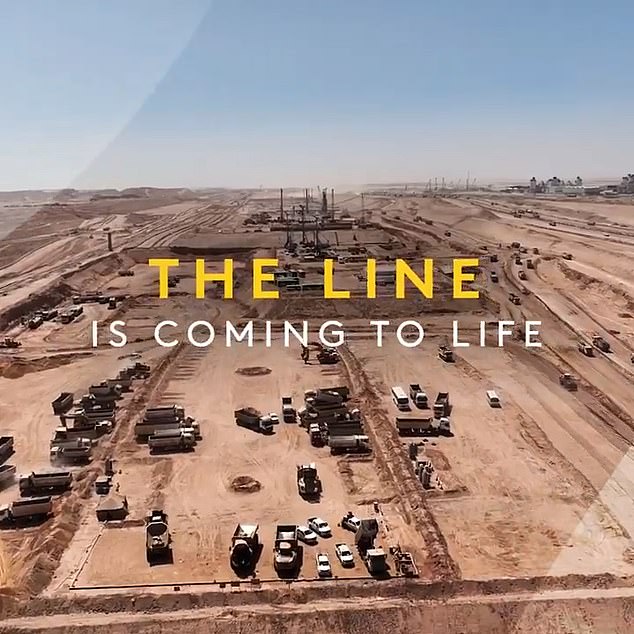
[28,315,43,329]
[514,255,522,265]
[107,297,117,309]
[0,436,15,464]
[296,463,322,498]
[317,347,340,364]
[309,423,326,446]
[397,416,450,436]
[19,470,72,496]
[328,434,370,455]
[578,341,594,356]
[438,345,454,362]
[0,496,53,524]
[235,408,274,434]
[51,392,74,416]
[89,383,121,402]
[355,518,387,575]
[230,523,260,572]
[145,405,185,421]
[433,392,450,419]
[50,439,92,464]
[95,475,112,495]
[0,337,21,348]
[592,335,611,353]
[526,259,534,269]
[148,430,195,453]
[562,252,573,260]
[510,241,521,249]
[518,269,527,280]
[490,254,498,263]
[145,510,171,562]
[408,384,428,408]
[282,396,296,423]
[533,247,540,254]
[509,292,521,305]
[390,545,419,577]
[0,464,16,489]
[490,271,498,283]
[134,418,199,439]
[559,373,578,391]
[274,524,300,574]
[549,221,557,226]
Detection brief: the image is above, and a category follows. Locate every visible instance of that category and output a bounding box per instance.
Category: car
[297,525,319,544]
[340,512,361,532]
[316,552,332,577]
[307,517,332,537]
[335,543,355,567]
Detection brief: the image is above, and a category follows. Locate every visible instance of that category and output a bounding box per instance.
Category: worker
[301,345,309,364]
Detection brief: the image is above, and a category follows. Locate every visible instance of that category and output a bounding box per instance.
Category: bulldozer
[316,347,340,365]
[0,338,21,349]
[390,545,419,577]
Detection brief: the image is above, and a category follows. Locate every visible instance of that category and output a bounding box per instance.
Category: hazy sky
[1,0,633,190]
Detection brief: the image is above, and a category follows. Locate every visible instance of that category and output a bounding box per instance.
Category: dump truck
[309,423,326,447]
[396,416,451,436]
[526,259,534,269]
[282,396,296,423]
[145,405,185,421]
[0,496,52,523]
[438,345,454,362]
[148,430,195,453]
[134,418,200,439]
[518,269,527,280]
[296,464,321,498]
[274,524,300,574]
[19,470,72,496]
[578,341,594,356]
[89,383,121,402]
[0,464,16,489]
[559,373,578,391]
[51,392,74,416]
[235,408,273,434]
[592,335,611,353]
[50,439,92,464]
[230,524,260,571]
[408,384,428,408]
[145,510,171,562]
[328,435,370,455]
[0,436,14,464]
[433,392,450,418]
[355,518,387,574]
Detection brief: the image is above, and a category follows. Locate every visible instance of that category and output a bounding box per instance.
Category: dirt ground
[2,188,634,631]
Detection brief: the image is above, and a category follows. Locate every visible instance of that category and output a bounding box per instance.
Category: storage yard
[2,187,634,632]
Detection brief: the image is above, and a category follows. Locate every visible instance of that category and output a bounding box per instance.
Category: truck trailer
[19,470,72,496]
[0,496,53,523]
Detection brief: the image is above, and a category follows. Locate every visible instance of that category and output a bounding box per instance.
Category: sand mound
[235,366,271,376]
[230,476,262,493]
[0,353,93,379]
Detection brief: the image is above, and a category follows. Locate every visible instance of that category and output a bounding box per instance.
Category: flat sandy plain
[1,187,634,632]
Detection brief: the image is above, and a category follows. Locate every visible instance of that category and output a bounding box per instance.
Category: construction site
[2,186,634,633]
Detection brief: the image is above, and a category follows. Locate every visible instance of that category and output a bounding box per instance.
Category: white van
[391,386,410,410]
[486,390,501,407]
